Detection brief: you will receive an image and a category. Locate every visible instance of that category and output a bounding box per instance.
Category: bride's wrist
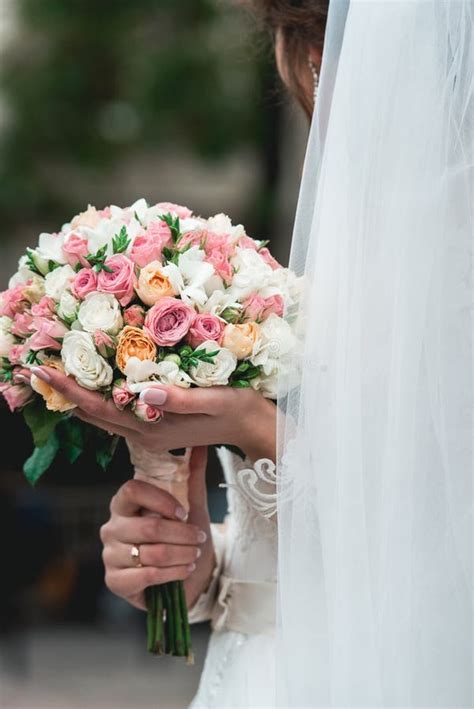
[236,396,277,463]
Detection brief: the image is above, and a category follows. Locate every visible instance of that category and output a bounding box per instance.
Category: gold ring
[130,545,143,568]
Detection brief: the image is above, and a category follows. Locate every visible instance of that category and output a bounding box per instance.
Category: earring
[308,59,319,104]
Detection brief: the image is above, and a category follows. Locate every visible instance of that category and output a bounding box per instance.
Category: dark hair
[248,1,329,116]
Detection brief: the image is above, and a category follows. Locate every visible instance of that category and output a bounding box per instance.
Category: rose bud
[93,330,116,358]
[112,378,135,410]
[133,398,162,423]
[123,304,146,328]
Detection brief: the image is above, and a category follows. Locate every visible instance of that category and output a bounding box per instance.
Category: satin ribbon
[211,574,276,636]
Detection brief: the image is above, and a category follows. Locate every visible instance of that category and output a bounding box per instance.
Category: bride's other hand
[27,366,277,462]
[100,447,215,611]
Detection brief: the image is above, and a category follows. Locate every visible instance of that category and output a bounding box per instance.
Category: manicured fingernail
[30,366,51,383]
[175,506,188,521]
[187,563,196,572]
[14,374,29,384]
[196,548,202,559]
[140,388,167,405]
[197,530,207,544]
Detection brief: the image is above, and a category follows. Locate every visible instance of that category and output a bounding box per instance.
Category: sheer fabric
[276,1,473,706]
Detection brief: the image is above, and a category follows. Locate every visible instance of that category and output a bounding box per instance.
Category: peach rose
[30,358,76,412]
[115,325,157,374]
[135,260,176,306]
[221,322,260,360]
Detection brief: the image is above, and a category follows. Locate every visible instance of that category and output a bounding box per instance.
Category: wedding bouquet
[0,198,296,659]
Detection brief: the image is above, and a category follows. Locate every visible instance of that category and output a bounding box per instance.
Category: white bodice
[188,447,277,634]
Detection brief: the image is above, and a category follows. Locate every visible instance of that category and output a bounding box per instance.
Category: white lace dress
[189,447,278,709]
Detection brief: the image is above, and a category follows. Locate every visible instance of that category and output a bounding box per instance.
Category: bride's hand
[100,447,215,611]
[27,366,277,462]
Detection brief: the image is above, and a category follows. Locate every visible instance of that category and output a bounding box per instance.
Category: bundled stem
[146,582,193,662]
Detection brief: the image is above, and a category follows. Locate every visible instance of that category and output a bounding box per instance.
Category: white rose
[0,316,14,357]
[77,293,123,335]
[189,340,237,387]
[124,357,192,393]
[250,313,295,375]
[44,265,76,301]
[61,331,113,390]
[206,213,245,243]
[36,232,67,265]
[57,291,79,322]
[229,247,273,299]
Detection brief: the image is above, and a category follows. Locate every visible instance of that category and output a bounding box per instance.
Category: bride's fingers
[103,541,200,569]
[105,565,194,602]
[102,515,206,547]
[73,408,136,439]
[109,479,185,519]
[29,366,143,433]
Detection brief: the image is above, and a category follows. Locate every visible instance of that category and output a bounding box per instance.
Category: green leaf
[230,379,251,388]
[25,249,42,275]
[47,260,61,272]
[25,350,43,365]
[160,213,181,244]
[112,225,131,254]
[86,244,111,271]
[60,417,85,464]
[23,399,64,447]
[23,431,60,485]
[95,431,119,471]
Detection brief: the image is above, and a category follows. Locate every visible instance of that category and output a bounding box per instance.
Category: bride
[28,0,472,706]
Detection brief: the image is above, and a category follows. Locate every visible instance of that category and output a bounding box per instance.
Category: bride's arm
[27,366,277,463]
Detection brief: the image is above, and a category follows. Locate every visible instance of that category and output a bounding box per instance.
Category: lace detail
[220,458,277,520]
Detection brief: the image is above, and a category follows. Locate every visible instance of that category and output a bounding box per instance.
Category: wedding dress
[189,447,278,708]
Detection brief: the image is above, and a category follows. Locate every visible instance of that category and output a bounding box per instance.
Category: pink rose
[133,399,162,422]
[144,296,196,347]
[203,233,234,284]
[28,317,68,351]
[97,254,136,306]
[112,378,136,410]
[259,247,281,270]
[156,202,193,220]
[123,304,146,327]
[206,249,234,284]
[187,313,225,349]
[0,382,33,412]
[93,330,116,358]
[11,312,33,338]
[0,285,29,318]
[129,234,162,268]
[243,293,266,321]
[146,220,173,252]
[179,231,204,249]
[31,296,56,318]
[9,344,27,365]
[72,268,98,300]
[237,235,258,251]
[63,234,90,268]
[263,294,284,318]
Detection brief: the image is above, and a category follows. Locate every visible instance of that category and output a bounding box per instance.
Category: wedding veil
[276,1,473,707]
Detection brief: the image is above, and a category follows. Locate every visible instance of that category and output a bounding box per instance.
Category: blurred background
[0,1,307,707]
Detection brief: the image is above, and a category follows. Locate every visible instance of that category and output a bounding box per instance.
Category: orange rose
[221,322,260,360]
[136,260,176,306]
[116,326,157,374]
[30,358,76,412]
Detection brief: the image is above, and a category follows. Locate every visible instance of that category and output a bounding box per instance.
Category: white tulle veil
[276,1,473,706]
